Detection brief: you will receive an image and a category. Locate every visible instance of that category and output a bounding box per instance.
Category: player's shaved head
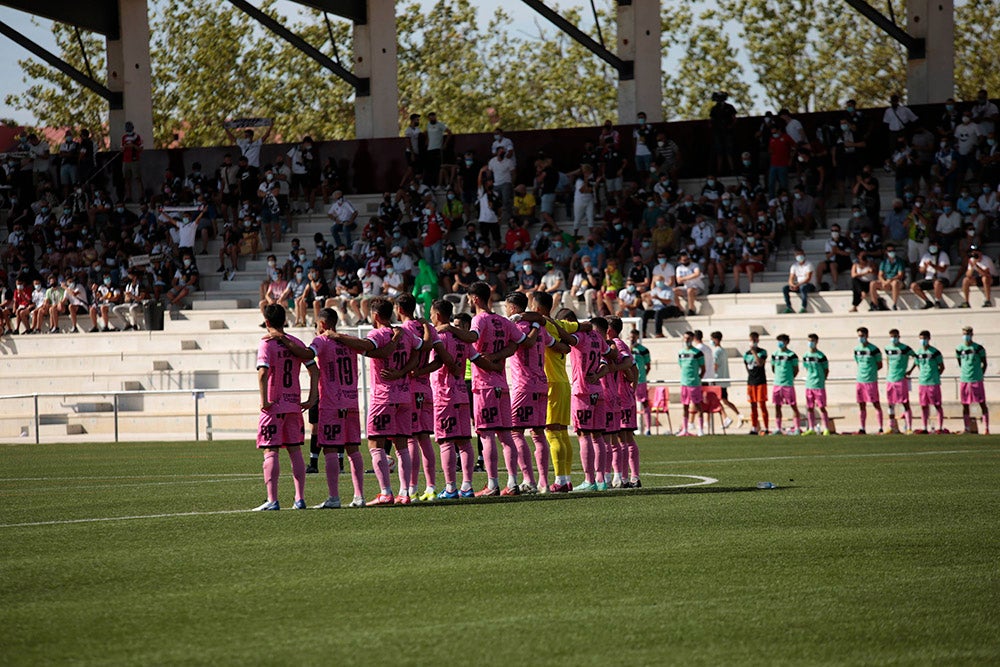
[263,303,286,329]
[469,281,491,304]
[532,291,553,311]
[318,307,338,330]
[608,317,624,335]
[555,308,576,322]
[431,299,453,321]
[505,292,528,312]
[591,317,609,334]
[371,297,394,324]
[396,293,417,317]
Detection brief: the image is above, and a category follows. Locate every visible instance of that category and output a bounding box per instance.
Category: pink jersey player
[569,321,612,491]
[607,319,640,489]
[399,297,444,501]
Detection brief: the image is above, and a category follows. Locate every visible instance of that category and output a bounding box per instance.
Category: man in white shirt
[390,245,416,279]
[779,109,806,145]
[652,251,675,287]
[910,242,951,309]
[226,125,270,168]
[327,191,358,247]
[936,198,963,252]
[883,94,918,143]
[425,112,449,188]
[674,251,705,316]
[971,89,999,138]
[782,249,815,313]
[488,147,516,224]
[641,275,676,337]
[959,245,997,308]
[490,128,514,159]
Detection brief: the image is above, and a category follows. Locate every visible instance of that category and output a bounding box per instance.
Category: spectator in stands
[782,249,815,314]
[833,115,866,207]
[883,94,918,153]
[868,243,907,311]
[0,283,10,336]
[981,137,1000,185]
[732,233,767,293]
[710,92,737,174]
[767,123,796,199]
[882,198,908,246]
[617,278,642,316]
[641,274,678,338]
[537,262,566,305]
[167,252,199,310]
[259,266,289,317]
[569,163,596,237]
[89,272,122,332]
[226,124,270,169]
[816,224,852,290]
[488,143,516,224]
[933,136,959,197]
[600,135,627,208]
[58,130,79,196]
[10,278,32,335]
[113,270,147,330]
[27,278,46,334]
[424,112,449,188]
[512,184,537,227]
[598,258,624,316]
[476,171,501,248]
[910,240,950,309]
[633,112,654,179]
[959,245,996,308]
[327,190,358,248]
[42,275,65,334]
[846,251,876,313]
[935,197,963,255]
[674,251,705,316]
[568,256,600,317]
[60,275,90,334]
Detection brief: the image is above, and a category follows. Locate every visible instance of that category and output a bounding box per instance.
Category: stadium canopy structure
[0,0,954,142]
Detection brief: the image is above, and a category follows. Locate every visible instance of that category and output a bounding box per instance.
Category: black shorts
[916,278,949,290]
[972,274,999,287]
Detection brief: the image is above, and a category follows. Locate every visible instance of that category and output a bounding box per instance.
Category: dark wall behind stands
[106,101,973,199]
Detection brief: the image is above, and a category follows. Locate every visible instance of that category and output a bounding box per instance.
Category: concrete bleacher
[2,178,997,442]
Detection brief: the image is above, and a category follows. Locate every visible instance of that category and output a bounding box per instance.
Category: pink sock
[440,443,457,487]
[530,430,550,488]
[370,447,391,493]
[982,412,989,432]
[859,405,867,431]
[406,439,420,488]
[610,438,623,475]
[822,412,831,432]
[627,439,640,479]
[904,406,913,431]
[458,441,475,485]
[480,432,498,480]
[263,450,280,502]
[807,410,815,430]
[395,445,412,492]
[875,407,884,431]
[936,408,944,431]
[593,434,607,483]
[643,404,652,431]
[324,451,339,498]
[579,433,595,483]
[418,435,436,488]
[698,413,704,431]
[682,414,689,432]
[921,406,930,431]
[289,447,306,502]
[498,431,519,484]
[776,414,782,431]
[510,431,536,486]
[348,450,364,498]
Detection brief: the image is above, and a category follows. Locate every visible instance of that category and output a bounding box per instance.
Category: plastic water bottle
[756,481,776,489]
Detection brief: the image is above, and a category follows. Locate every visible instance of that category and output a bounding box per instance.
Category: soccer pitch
[2,435,998,665]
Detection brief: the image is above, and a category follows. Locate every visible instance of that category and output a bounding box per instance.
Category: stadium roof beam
[225,0,369,96]
[0,0,119,38]
[842,0,953,104]
[289,0,367,24]
[519,0,662,124]
[0,20,122,108]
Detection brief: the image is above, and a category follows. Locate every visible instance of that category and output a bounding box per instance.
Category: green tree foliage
[954,0,1000,100]
[5,22,107,147]
[665,10,751,119]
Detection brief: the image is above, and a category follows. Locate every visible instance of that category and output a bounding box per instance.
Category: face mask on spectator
[928,245,939,254]
[183,259,192,268]
[268,260,276,267]
[642,241,651,248]
[553,241,562,249]
[795,254,805,263]
[476,272,487,280]
[657,257,667,265]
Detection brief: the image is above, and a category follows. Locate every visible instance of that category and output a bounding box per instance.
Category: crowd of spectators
[2,90,999,336]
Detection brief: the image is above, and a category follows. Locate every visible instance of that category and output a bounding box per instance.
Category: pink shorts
[635,382,648,403]
[885,380,910,404]
[855,382,880,404]
[434,401,472,441]
[367,400,413,439]
[317,407,361,447]
[474,387,513,431]
[772,385,797,406]
[602,401,618,433]
[620,404,638,431]
[512,389,548,429]
[960,381,986,405]
[571,392,605,432]
[411,390,434,434]
[680,385,703,406]
[257,410,305,448]
[805,388,827,409]
[919,384,942,407]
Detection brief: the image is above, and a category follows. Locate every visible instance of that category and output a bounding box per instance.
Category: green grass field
[2,435,999,665]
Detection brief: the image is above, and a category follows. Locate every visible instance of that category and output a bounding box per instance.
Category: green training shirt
[678,346,705,387]
[956,342,987,383]
[854,343,882,383]
[802,349,829,390]
[883,342,914,383]
[633,343,650,384]
[770,348,798,387]
[913,346,943,386]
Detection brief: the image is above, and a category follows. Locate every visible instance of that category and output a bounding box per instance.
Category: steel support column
[106,0,153,147]
[353,0,398,139]
[617,0,661,123]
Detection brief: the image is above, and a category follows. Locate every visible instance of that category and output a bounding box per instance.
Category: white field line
[642,474,718,487]
[1,509,250,528]
[0,474,258,482]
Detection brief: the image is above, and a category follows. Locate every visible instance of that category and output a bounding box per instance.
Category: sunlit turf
[1,434,998,665]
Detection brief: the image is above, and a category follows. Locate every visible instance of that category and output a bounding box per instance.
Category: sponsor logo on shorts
[373,413,391,431]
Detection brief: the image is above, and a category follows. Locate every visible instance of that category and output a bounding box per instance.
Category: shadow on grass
[362,485,796,510]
